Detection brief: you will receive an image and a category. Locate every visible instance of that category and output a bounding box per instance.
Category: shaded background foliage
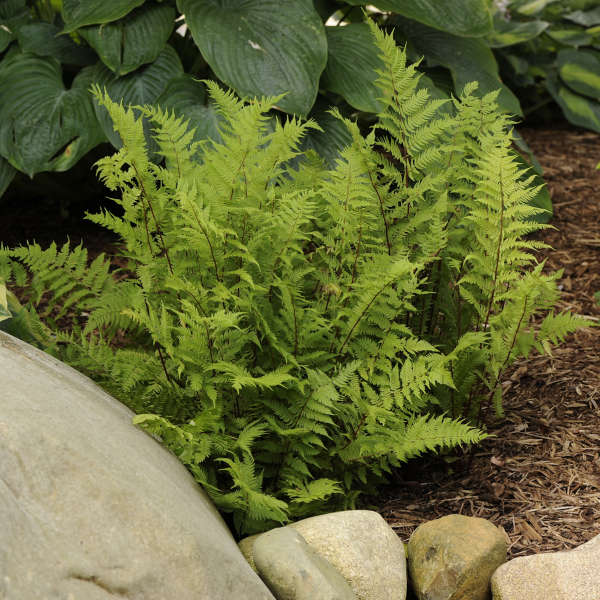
[0,0,599,209]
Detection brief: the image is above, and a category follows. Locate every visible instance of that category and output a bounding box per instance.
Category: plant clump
[0,24,585,534]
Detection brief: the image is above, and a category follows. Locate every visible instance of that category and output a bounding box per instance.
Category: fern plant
[0,23,585,534]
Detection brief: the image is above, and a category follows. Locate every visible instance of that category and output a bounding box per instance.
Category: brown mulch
[378,128,600,558]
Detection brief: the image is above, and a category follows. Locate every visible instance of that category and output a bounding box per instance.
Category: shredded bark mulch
[378,127,600,559]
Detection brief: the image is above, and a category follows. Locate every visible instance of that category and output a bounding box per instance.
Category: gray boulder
[408,514,507,600]
[491,534,600,600]
[0,331,275,600]
[253,527,357,600]
[290,510,407,600]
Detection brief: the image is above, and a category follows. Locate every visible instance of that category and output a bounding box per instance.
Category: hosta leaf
[61,0,144,32]
[486,15,549,48]
[155,75,222,145]
[565,7,600,27]
[546,27,594,47]
[516,0,559,16]
[0,156,16,198]
[178,0,327,117]
[17,22,97,65]
[546,76,600,133]
[393,18,522,115]
[346,0,492,37]
[0,0,30,52]
[321,23,383,113]
[80,4,176,75]
[92,45,184,148]
[0,53,105,176]
[557,49,600,100]
[300,106,352,168]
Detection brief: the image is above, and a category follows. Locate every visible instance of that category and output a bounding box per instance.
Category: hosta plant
[0,24,585,534]
[0,0,558,207]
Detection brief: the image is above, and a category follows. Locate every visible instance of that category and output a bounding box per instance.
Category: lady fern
[0,24,586,534]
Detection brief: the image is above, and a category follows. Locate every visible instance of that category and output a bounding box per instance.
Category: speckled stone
[491,534,600,600]
[289,510,407,600]
[253,527,357,600]
[408,514,507,600]
[240,511,407,600]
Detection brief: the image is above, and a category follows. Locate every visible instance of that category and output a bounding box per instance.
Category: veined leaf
[346,0,492,37]
[299,106,352,168]
[92,45,184,148]
[0,0,30,53]
[393,18,522,115]
[321,23,383,113]
[155,75,223,145]
[546,27,594,48]
[80,4,176,75]
[486,15,549,48]
[0,156,16,198]
[0,53,105,176]
[546,76,600,133]
[557,49,600,100]
[178,0,327,117]
[516,0,559,16]
[565,7,600,27]
[61,0,144,32]
[17,22,97,65]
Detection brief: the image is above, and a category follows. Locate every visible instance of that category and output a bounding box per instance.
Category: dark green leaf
[300,107,352,168]
[515,0,559,16]
[80,4,176,75]
[347,0,492,37]
[178,0,327,117]
[0,156,16,198]
[0,53,105,176]
[17,22,97,65]
[0,0,30,53]
[393,18,522,115]
[565,7,600,27]
[313,0,340,21]
[321,23,383,113]
[486,15,549,47]
[61,0,144,32]
[546,27,594,47]
[546,75,600,132]
[557,49,600,99]
[92,45,184,148]
[155,75,222,146]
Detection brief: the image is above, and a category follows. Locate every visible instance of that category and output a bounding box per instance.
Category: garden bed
[378,127,600,559]
[2,125,598,559]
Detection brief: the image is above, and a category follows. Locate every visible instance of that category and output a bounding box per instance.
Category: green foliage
[0,0,571,210]
[0,26,587,533]
[494,0,600,132]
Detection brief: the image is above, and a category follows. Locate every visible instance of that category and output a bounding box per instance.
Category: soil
[378,127,600,559]
[2,126,599,560]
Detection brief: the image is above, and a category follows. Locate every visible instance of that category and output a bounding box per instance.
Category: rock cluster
[3,329,599,600]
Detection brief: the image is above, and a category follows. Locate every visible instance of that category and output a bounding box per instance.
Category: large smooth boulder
[491,534,600,600]
[253,527,357,600]
[0,331,274,600]
[408,514,507,600]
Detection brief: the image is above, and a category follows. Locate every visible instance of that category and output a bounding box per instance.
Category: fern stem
[189,203,222,282]
[480,163,505,334]
[366,167,391,255]
[338,279,394,355]
[478,295,529,425]
[131,163,175,275]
